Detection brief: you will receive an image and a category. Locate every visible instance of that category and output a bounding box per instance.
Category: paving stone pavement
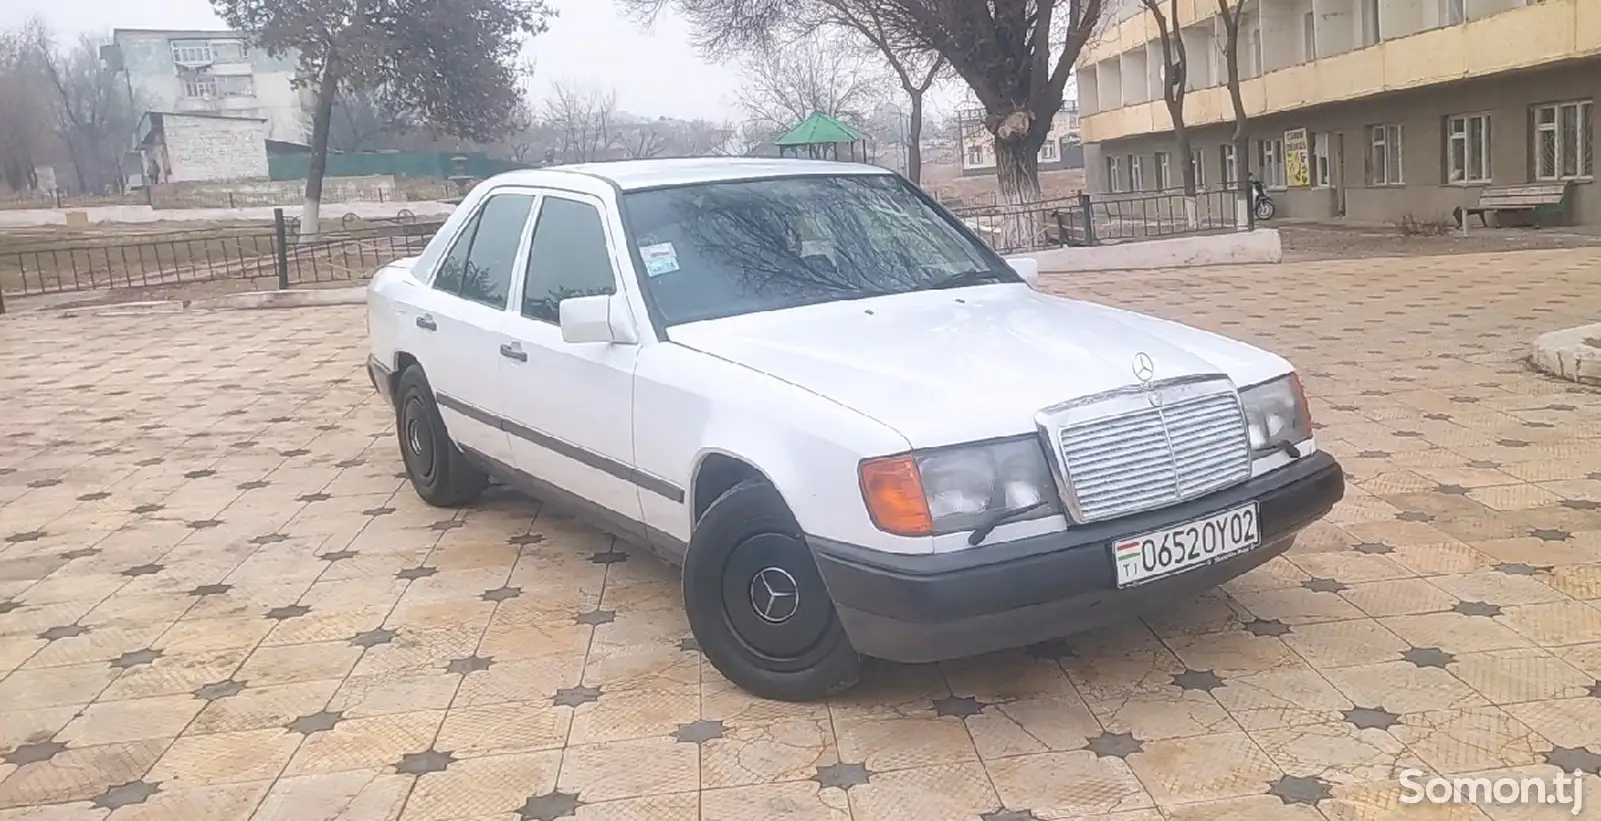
[1,247,1599,821]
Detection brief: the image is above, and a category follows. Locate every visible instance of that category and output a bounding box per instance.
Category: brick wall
[163,115,269,183]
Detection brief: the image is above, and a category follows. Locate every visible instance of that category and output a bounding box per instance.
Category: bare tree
[800,0,945,183]
[1216,0,1251,212]
[0,26,52,191]
[327,89,419,152]
[1141,0,1193,196]
[625,0,1104,203]
[621,120,669,159]
[736,30,887,137]
[27,25,140,193]
[542,81,617,162]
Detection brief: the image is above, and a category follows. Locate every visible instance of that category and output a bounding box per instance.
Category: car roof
[491,158,894,192]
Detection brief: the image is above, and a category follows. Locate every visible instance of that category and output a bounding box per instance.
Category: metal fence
[948,189,1248,254]
[0,181,463,212]
[0,209,442,312]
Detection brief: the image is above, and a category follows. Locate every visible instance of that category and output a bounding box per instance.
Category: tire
[394,365,488,507]
[1255,198,1276,221]
[684,478,861,701]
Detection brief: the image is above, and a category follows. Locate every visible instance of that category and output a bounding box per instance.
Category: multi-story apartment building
[1077,0,1599,224]
[955,105,1085,176]
[111,29,311,146]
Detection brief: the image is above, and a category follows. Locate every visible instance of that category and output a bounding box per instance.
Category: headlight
[1240,373,1312,455]
[859,438,1058,537]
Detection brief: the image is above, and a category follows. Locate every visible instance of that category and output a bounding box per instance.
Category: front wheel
[1255,197,1276,221]
[683,479,861,701]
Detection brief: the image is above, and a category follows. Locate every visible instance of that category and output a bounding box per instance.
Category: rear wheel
[683,479,860,701]
[1255,197,1276,221]
[395,365,488,507]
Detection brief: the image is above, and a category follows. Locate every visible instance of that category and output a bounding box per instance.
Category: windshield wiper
[968,501,1049,546]
[918,269,1009,291]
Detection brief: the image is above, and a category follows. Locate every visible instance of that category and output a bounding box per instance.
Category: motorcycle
[1250,178,1276,221]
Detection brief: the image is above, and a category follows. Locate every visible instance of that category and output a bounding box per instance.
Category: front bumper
[809,450,1345,663]
[367,356,395,407]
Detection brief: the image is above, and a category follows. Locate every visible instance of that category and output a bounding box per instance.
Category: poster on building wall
[1284,128,1311,188]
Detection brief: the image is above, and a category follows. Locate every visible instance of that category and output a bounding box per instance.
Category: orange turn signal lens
[1290,372,1314,433]
[859,456,934,537]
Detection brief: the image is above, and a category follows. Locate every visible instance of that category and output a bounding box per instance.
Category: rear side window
[432,193,534,308]
[521,197,617,323]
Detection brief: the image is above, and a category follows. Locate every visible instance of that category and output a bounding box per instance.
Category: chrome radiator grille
[1040,378,1251,524]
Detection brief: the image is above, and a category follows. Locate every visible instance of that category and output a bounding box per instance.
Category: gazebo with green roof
[774,112,867,162]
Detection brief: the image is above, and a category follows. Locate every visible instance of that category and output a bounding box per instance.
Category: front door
[499,192,645,525]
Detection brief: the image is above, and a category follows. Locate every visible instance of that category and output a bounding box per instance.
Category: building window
[1368,123,1404,186]
[182,76,217,98]
[1129,155,1146,191]
[212,41,247,62]
[1441,0,1465,25]
[1302,11,1317,61]
[1257,138,1285,189]
[215,76,256,97]
[1221,144,1238,186]
[1039,140,1058,162]
[1534,100,1594,181]
[1191,148,1207,189]
[1446,113,1491,183]
[1249,27,1264,76]
[1361,0,1381,45]
[1155,152,1172,190]
[966,145,985,166]
[1312,132,1331,187]
[171,40,214,65]
[1107,155,1124,193]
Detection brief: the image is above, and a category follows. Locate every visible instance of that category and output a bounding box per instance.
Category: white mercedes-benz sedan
[366,158,1345,701]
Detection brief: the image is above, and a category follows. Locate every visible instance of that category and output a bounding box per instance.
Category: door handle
[415,315,437,331]
[499,343,527,362]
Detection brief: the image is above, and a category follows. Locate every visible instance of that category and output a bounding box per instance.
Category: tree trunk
[906,91,924,185]
[994,134,1043,205]
[1218,2,1252,227]
[301,59,341,240]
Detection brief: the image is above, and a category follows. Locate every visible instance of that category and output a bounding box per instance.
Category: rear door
[411,191,536,466]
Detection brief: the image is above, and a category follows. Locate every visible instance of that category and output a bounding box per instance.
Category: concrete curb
[1531,323,1601,385]
[1028,229,1282,273]
[54,287,366,317]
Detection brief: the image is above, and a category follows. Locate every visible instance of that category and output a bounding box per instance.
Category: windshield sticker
[640,242,680,277]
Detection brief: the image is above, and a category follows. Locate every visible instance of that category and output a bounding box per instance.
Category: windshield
[621,174,1012,326]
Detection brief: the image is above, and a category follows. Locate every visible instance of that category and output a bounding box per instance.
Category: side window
[458,194,534,308]
[432,211,482,296]
[521,197,618,323]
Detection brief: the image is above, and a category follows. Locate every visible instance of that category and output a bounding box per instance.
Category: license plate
[1113,503,1260,588]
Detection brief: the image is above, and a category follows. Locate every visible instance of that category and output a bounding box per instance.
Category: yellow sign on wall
[1284,128,1311,188]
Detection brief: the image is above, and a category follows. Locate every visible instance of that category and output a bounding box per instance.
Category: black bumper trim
[809,451,1344,628]
[367,356,395,406]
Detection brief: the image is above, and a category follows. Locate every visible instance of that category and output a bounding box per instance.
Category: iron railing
[948,189,1247,254]
[0,181,463,211]
[0,209,441,309]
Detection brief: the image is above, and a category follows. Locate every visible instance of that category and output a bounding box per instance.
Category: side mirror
[1006,256,1040,288]
[559,294,638,345]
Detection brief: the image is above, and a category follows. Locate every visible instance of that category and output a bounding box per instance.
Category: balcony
[1079,0,1601,143]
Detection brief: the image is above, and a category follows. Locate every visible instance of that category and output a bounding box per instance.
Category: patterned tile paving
[0,247,1597,820]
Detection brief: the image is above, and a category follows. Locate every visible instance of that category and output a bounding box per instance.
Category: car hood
[668,283,1292,447]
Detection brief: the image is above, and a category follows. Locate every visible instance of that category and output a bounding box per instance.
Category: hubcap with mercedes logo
[749,567,800,624]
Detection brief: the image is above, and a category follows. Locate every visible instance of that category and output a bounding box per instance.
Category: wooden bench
[1457,181,1576,229]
